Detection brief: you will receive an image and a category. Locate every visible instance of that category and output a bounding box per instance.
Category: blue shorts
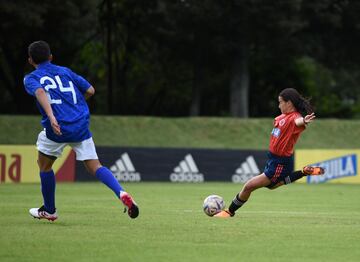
[264,152,294,188]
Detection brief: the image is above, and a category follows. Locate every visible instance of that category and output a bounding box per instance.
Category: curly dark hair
[279,88,313,115]
[28,40,51,64]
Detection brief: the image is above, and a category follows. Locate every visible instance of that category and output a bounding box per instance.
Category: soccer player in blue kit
[24,40,139,221]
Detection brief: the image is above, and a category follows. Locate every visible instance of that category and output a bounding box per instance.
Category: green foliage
[294,57,360,118]
[0,0,99,113]
[72,41,108,114]
[1,183,360,261]
[2,0,360,117]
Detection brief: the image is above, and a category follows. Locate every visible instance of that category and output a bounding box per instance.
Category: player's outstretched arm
[35,88,62,136]
[295,112,316,127]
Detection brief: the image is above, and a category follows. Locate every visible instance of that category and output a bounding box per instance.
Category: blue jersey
[24,61,92,143]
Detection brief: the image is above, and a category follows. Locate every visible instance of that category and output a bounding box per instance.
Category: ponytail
[279,88,313,115]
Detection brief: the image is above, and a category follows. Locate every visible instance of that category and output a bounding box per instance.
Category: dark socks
[228,194,247,215]
[40,170,56,214]
[284,170,305,184]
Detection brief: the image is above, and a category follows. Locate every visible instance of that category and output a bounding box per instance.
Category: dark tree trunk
[106,0,113,114]
[230,44,249,118]
[190,62,203,116]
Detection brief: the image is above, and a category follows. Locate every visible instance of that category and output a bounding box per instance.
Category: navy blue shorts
[264,152,294,188]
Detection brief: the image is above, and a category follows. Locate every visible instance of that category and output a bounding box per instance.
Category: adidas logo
[170,154,204,182]
[232,155,260,183]
[307,154,357,184]
[110,153,141,182]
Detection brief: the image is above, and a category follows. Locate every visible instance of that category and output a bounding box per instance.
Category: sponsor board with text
[75,147,268,183]
[295,150,360,184]
[0,145,75,183]
[5,145,359,184]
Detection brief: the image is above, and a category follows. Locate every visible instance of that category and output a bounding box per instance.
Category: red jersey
[269,111,305,157]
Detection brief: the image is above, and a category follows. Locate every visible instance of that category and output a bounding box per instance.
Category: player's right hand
[49,115,62,136]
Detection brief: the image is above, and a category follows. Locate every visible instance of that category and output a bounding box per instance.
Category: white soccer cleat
[29,206,58,221]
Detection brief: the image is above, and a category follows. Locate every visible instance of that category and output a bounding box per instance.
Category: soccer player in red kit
[215,88,324,218]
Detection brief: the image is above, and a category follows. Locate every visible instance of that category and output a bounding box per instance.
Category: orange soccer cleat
[213,210,234,218]
[302,166,325,176]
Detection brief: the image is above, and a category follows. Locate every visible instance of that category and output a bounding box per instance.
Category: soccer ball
[203,195,225,216]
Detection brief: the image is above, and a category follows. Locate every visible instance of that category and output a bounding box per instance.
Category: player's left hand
[304,112,316,124]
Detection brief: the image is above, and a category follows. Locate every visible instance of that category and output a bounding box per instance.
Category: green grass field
[1,182,360,262]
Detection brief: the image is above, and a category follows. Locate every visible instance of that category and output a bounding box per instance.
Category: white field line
[181,209,360,217]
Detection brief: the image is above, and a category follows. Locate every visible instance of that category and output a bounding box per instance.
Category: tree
[0,0,98,114]
[2,0,360,118]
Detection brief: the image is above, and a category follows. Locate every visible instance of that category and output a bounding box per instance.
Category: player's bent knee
[267,181,284,190]
[243,183,257,193]
[83,159,102,176]
[37,160,54,172]
[38,163,53,172]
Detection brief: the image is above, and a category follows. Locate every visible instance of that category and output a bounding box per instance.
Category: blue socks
[95,166,123,197]
[39,167,121,214]
[40,170,56,214]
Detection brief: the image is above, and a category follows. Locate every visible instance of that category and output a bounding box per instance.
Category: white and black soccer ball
[203,194,225,216]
